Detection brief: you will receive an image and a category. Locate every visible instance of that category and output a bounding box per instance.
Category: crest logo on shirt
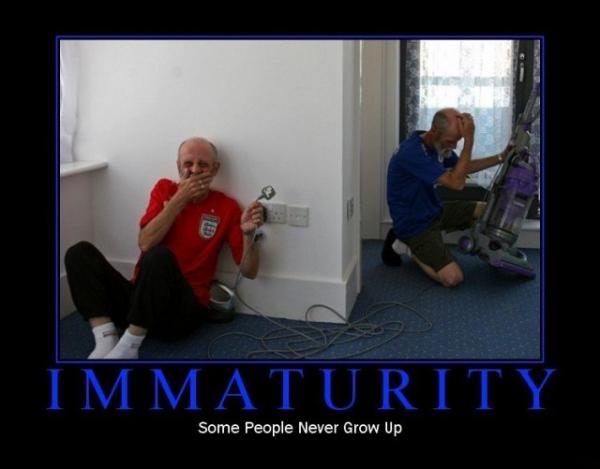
[199,213,220,239]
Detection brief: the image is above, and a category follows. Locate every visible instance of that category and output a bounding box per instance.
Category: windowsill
[521,219,540,231]
[60,160,108,178]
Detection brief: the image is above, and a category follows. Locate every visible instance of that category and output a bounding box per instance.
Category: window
[401,40,515,188]
[60,41,79,164]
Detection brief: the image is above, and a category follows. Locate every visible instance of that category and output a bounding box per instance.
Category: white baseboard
[59,259,359,324]
[215,262,359,323]
[380,219,540,249]
[442,220,540,249]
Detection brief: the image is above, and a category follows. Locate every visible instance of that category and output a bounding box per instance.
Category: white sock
[392,239,412,257]
[88,322,119,359]
[104,330,145,360]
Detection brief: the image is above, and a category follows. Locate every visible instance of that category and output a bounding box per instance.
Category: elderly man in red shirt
[65,137,265,359]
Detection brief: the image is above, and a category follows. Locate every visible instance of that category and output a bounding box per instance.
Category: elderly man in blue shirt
[383,109,511,287]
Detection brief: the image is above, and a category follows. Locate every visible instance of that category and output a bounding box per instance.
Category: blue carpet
[59,240,540,360]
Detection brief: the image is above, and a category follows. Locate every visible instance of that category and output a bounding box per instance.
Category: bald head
[177,137,218,162]
[427,107,464,154]
[431,108,461,134]
[176,137,220,179]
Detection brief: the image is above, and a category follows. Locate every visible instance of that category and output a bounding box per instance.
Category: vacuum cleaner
[458,83,540,278]
[209,185,276,314]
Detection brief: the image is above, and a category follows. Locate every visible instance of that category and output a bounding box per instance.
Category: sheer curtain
[404,40,515,188]
[60,41,79,164]
[532,39,541,218]
[530,39,541,187]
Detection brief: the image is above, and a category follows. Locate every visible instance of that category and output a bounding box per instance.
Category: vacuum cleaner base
[486,249,535,278]
[460,234,535,279]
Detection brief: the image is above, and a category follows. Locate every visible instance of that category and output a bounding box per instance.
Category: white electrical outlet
[288,205,309,227]
[264,202,287,224]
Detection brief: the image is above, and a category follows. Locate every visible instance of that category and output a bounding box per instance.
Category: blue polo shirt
[387,131,458,240]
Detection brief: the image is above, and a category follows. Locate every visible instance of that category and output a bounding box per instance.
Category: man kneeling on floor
[383,109,511,287]
[65,137,265,359]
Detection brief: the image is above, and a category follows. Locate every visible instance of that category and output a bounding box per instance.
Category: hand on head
[457,112,475,140]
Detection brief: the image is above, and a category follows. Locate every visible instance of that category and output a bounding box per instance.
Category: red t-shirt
[133,178,244,305]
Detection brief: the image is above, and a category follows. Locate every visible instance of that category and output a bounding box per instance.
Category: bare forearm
[240,234,260,279]
[138,199,185,252]
[467,154,501,174]
[447,140,474,188]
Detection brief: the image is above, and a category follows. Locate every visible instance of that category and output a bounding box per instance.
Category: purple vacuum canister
[486,161,538,245]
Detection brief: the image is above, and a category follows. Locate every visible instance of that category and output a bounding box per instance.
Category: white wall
[341,41,361,299]
[360,40,399,240]
[63,40,361,321]
[59,174,94,317]
[359,41,385,240]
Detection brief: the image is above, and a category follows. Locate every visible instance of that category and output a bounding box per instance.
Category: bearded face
[433,141,454,159]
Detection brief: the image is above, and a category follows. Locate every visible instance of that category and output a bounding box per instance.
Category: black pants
[64,241,209,341]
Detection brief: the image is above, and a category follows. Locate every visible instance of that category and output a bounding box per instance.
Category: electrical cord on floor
[207,283,434,359]
[208,189,434,359]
